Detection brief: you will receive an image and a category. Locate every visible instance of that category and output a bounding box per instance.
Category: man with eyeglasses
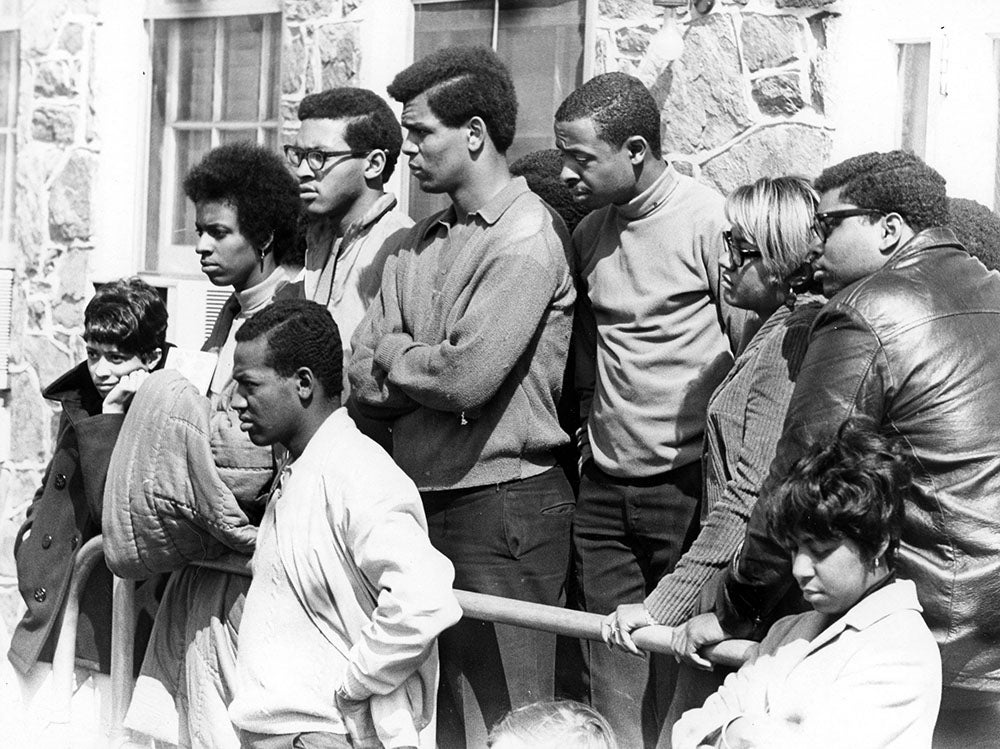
[285,87,412,402]
[674,150,1000,748]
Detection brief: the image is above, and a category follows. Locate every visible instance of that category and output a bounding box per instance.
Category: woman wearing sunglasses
[602,176,825,728]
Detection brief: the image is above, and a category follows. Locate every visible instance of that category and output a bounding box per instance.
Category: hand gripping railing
[55,542,755,741]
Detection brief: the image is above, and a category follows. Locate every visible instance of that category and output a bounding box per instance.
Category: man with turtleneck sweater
[554,72,757,748]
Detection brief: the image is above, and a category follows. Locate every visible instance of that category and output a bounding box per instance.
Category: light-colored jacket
[229,409,462,747]
[674,579,941,749]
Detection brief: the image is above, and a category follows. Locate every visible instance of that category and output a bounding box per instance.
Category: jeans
[423,467,575,749]
[573,459,702,748]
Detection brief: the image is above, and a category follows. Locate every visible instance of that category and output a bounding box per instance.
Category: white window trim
[145,11,280,277]
[145,0,279,20]
[890,32,941,169]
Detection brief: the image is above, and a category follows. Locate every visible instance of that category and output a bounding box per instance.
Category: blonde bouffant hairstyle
[725,175,820,284]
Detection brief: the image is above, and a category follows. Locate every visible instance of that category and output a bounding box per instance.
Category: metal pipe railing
[50,535,106,725]
[49,541,755,740]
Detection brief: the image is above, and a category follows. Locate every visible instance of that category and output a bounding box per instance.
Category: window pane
[897,42,930,159]
[223,15,263,121]
[168,129,213,273]
[177,18,216,122]
[414,1,493,58]
[219,128,259,145]
[0,30,16,127]
[498,0,584,163]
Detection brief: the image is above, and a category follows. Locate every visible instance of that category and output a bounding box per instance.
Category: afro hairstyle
[298,87,403,182]
[813,150,948,232]
[947,197,1000,272]
[554,72,661,160]
[183,141,302,265]
[510,149,591,233]
[235,298,343,397]
[387,45,517,154]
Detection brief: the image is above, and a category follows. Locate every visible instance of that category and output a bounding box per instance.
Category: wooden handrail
[46,541,755,740]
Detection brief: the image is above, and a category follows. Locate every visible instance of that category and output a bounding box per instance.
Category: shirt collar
[235,266,292,318]
[420,176,531,239]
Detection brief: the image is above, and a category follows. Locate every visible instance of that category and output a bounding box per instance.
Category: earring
[259,248,267,272]
[874,557,881,568]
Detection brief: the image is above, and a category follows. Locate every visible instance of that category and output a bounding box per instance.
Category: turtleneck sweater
[573,164,754,478]
[207,265,295,397]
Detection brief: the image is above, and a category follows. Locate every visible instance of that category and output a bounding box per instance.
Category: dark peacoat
[7,358,163,675]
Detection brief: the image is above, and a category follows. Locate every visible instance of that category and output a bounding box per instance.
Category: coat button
[54,474,67,490]
[33,587,47,603]
[41,534,52,549]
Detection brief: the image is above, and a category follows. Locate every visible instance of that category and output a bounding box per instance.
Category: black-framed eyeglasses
[722,230,763,268]
[813,208,884,241]
[283,145,368,172]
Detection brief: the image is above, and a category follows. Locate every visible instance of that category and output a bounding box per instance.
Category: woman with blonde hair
[602,176,825,737]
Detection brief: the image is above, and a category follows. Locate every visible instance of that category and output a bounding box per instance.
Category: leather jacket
[717,227,1000,693]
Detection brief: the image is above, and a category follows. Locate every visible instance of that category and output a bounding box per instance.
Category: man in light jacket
[228,299,461,749]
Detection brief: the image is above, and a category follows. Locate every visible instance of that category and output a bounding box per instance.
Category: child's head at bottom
[487,700,618,749]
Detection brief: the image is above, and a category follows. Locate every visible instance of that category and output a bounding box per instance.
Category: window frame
[0,9,18,264]
[142,0,281,278]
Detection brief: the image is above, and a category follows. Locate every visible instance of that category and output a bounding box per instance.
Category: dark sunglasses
[813,208,884,241]
[722,230,763,268]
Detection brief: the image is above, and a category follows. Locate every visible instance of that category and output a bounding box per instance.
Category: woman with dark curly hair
[181,141,302,396]
[123,142,302,749]
[672,419,941,749]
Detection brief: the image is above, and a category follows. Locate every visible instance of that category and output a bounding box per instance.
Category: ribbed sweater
[574,164,757,477]
[644,296,822,624]
[349,177,574,491]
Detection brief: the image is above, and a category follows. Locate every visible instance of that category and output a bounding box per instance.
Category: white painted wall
[826,0,1000,207]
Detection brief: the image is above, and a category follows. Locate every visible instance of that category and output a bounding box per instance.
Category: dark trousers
[423,467,575,749]
[572,459,702,748]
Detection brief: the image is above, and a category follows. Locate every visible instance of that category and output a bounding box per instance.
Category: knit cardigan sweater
[645,296,823,624]
[349,177,574,491]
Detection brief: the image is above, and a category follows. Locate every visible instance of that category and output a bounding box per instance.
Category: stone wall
[596,0,836,193]
[0,0,100,633]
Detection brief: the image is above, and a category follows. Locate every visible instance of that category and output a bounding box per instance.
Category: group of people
[8,41,1000,749]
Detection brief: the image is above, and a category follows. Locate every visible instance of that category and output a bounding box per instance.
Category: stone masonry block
[318,23,360,89]
[49,152,96,242]
[702,123,832,196]
[740,14,802,72]
[31,106,77,144]
[775,0,836,8]
[59,22,85,54]
[34,58,79,97]
[599,0,657,21]
[615,24,658,56]
[752,73,805,116]
[283,25,307,95]
[285,0,340,22]
[8,367,53,463]
[658,13,753,153]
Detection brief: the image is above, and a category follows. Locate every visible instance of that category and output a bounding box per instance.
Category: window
[410,0,587,217]
[1,25,17,254]
[896,42,931,159]
[144,8,280,276]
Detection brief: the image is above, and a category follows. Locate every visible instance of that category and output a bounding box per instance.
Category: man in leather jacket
[673,151,1000,747]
